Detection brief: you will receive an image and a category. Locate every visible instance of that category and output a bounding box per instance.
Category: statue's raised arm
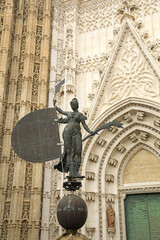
[53,99,68,116]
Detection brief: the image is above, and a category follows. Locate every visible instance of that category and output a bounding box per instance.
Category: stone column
[39,0,52,109]
[7,0,38,239]
[0,0,15,128]
[48,5,59,107]
[40,162,52,240]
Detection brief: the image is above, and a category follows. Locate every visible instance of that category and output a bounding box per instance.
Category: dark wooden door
[125,193,160,240]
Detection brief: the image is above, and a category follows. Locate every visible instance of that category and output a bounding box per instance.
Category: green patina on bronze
[53,98,93,178]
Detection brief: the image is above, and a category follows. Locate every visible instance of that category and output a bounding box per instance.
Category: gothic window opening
[1,220,8,240]
[7,163,14,198]
[37,0,44,22]
[24,163,33,198]
[16,75,22,102]
[0,17,3,43]
[20,220,29,240]
[32,74,39,102]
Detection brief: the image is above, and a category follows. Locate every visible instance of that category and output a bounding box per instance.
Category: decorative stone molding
[109,126,118,133]
[141,31,149,40]
[154,117,160,127]
[140,131,149,141]
[117,0,138,16]
[55,190,61,199]
[78,55,109,73]
[85,192,95,201]
[117,143,126,153]
[89,153,99,162]
[135,20,143,29]
[119,186,160,195]
[86,172,95,180]
[113,26,120,35]
[154,139,160,149]
[22,203,30,221]
[136,111,145,120]
[120,13,135,22]
[86,227,95,238]
[49,206,59,238]
[107,228,116,237]
[108,158,118,167]
[88,93,95,101]
[106,174,114,183]
[106,194,115,203]
[60,84,75,94]
[96,137,106,146]
[123,112,132,123]
[129,132,138,142]
[42,191,51,200]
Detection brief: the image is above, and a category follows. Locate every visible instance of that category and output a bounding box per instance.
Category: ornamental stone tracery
[107,33,159,104]
[79,100,160,239]
[51,0,160,118]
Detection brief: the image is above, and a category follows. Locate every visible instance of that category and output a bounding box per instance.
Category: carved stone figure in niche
[107,205,115,230]
[53,98,93,178]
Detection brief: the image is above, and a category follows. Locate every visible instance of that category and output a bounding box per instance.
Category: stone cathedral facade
[1,0,160,240]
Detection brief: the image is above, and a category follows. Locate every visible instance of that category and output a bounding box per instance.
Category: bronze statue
[53,98,93,178]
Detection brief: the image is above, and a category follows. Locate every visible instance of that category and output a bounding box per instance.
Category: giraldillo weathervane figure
[11,97,123,189]
[53,98,123,181]
[53,98,93,178]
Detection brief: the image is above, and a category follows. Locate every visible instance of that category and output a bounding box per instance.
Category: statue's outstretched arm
[53,99,68,116]
[81,119,93,134]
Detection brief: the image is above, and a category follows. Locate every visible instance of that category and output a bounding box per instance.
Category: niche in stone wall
[123,149,160,184]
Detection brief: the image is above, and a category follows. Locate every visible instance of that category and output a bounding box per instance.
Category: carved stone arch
[100,129,160,239]
[83,98,160,192]
[103,123,160,189]
[82,97,160,240]
[101,125,160,188]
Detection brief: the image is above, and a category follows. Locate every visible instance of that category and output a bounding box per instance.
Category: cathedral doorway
[125,193,160,240]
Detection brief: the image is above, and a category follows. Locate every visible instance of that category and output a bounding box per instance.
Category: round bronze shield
[11,108,61,163]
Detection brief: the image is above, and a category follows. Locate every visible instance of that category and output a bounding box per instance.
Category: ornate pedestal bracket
[63,176,85,191]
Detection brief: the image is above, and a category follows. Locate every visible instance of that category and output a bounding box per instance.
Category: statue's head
[70,98,79,110]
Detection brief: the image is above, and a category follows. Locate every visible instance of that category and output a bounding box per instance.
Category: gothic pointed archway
[81,98,160,239]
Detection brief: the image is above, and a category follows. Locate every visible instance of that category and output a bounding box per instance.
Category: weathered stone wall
[0,1,52,239]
